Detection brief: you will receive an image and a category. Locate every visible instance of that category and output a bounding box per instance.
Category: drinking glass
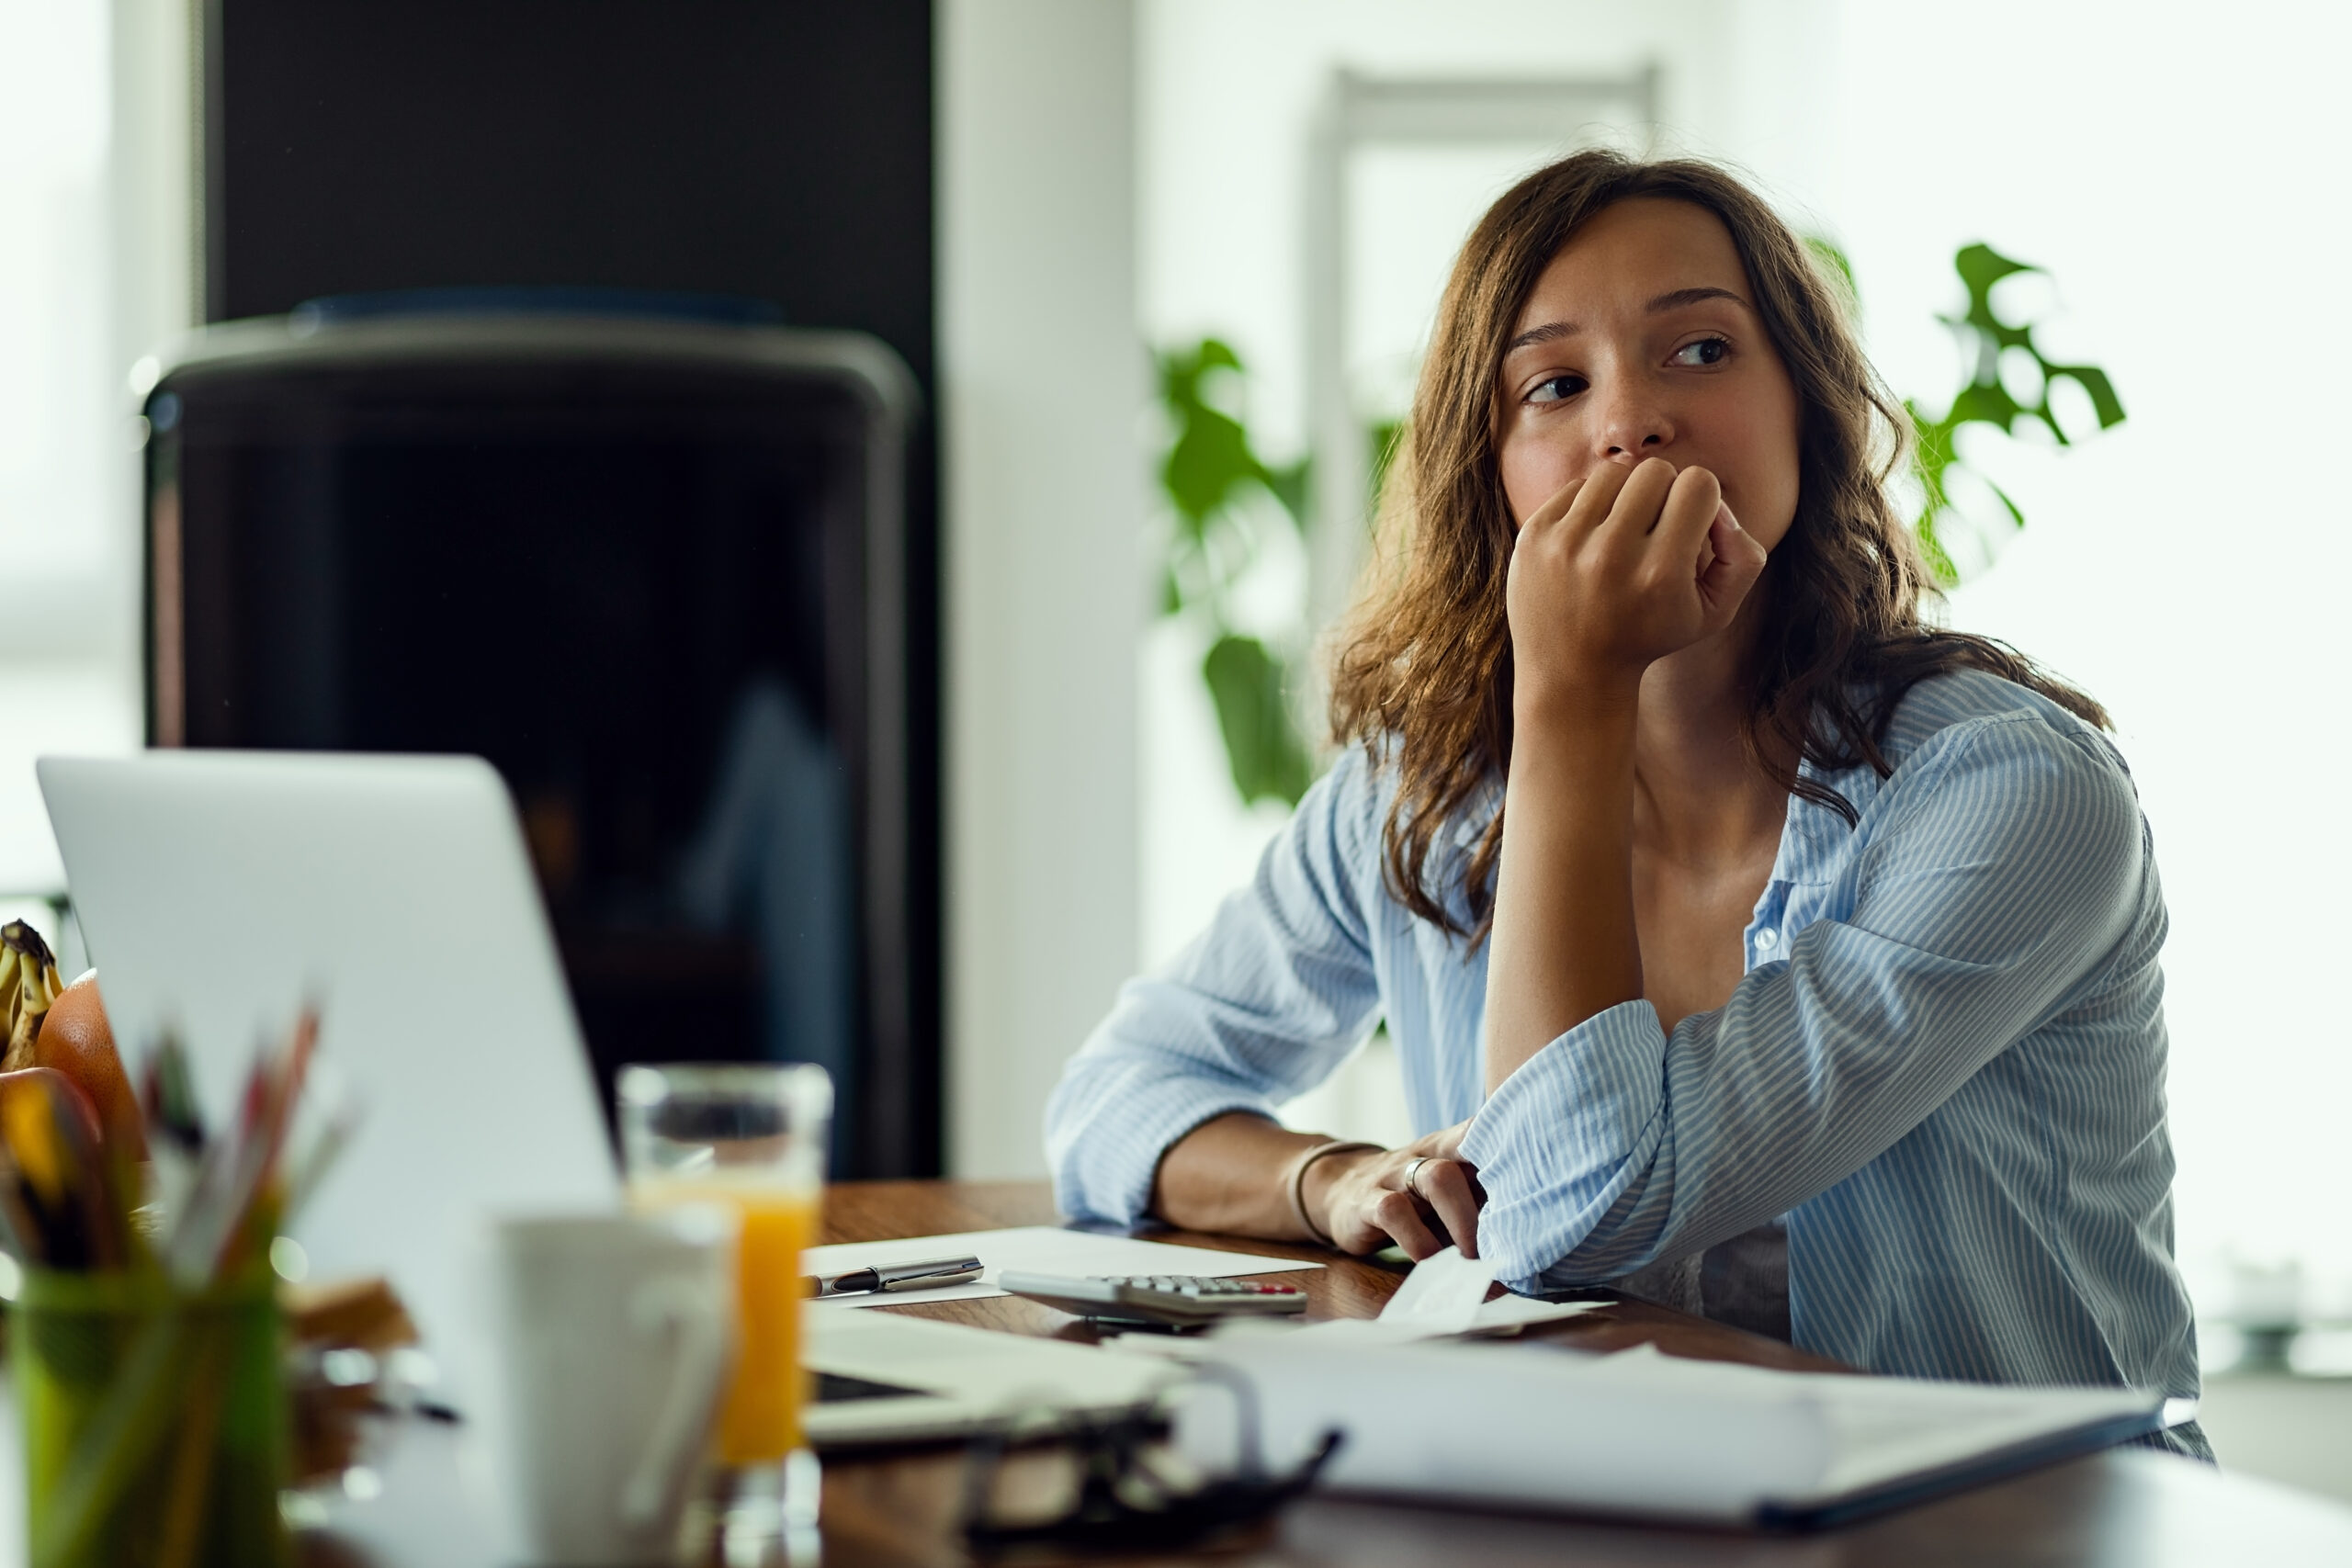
[14,1267,290,1568]
[617,1062,831,1544]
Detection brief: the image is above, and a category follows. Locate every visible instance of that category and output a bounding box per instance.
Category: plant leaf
[1149,336,1322,805]
[1195,337,1242,373]
[1365,419,1406,513]
[1947,379,2030,436]
[1162,407,1260,529]
[1952,242,2036,308]
[1263,457,1312,531]
[1202,635,1311,807]
[1907,400,1956,520]
[1804,235,1860,320]
[1911,243,2125,583]
[1915,512,1960,589]
[1980,474,2025,530]
[2046,362,2127,431]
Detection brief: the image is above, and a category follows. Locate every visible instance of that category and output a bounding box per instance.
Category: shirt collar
[1770,749,1883,886]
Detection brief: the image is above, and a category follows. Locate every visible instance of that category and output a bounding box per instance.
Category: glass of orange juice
[617,1062,831,1546]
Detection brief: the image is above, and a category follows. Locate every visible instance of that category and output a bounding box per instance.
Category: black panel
[209,1,935,391]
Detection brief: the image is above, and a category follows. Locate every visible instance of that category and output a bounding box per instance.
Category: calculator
[998,1271,1310,1326]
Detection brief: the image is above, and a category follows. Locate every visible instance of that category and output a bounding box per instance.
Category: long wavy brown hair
[1328,149,2108,941]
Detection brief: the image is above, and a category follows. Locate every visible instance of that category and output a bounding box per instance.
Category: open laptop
[39,752,618,1400]
[38,750,1161,1438]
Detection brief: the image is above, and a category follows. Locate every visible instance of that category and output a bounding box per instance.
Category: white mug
[485,1207,737,1565]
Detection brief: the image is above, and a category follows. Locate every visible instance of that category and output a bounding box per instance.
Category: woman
[1046,151,2203,1453]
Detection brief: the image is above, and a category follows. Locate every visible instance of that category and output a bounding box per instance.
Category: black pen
[804,1253,984,1298]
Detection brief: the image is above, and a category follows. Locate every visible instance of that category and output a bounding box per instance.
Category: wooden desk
[814,1181,2352,1568]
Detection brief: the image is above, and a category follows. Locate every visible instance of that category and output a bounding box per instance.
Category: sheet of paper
[1380,1245,1494,1332]
[1465,1292,1607,1335]
[1291,1247,1605,1344]
[804,1225,1322,1307]
[1110,1292,1604,1359]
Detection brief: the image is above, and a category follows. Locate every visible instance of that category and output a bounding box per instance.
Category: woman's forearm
[1149,1111,1358,1238]
[1482,681,1645,1091]
[1151,1110,1482,1259]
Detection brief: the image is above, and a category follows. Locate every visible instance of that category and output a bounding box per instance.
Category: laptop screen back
[38,750,618,1397]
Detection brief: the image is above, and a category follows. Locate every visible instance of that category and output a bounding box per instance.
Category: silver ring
[1402,1156,1431,1197]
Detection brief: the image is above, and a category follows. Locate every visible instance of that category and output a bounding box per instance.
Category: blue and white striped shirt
[1046,670,2205,1454]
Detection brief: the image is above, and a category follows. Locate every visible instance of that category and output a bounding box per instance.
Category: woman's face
[1495,197,1803,553]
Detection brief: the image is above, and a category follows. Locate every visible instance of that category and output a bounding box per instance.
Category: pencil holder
[12,1268,291,1568]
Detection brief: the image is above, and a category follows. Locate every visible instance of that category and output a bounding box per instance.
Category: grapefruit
[35,972,145,1157]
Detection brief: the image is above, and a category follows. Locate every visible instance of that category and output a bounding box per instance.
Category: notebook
[1172,1332,2180,1529]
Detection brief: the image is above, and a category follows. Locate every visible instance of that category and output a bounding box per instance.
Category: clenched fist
[1506,456,1769,710]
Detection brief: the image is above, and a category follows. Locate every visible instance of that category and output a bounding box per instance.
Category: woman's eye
[1671,336,1731,367]
[1525,374,1587,404]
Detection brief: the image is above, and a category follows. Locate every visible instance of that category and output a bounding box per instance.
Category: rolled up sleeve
[1046,747,1385,1225]
[1461,712,2151,1291]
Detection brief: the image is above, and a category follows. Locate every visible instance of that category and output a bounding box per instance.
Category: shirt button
[1755,928,1779,950]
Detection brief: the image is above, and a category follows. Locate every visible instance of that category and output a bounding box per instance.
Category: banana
[0,921,63,1071]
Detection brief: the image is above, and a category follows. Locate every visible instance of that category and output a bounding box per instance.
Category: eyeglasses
[958,1366,1342,1555]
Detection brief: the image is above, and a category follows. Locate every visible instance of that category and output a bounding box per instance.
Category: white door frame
[1300,68,1661,640]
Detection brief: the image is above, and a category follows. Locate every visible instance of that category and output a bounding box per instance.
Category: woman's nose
[1594,383,1674,462]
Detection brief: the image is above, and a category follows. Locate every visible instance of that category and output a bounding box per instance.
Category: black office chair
[139,294,924,1175]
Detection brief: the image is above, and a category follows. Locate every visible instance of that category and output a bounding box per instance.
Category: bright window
[0,0,142,895]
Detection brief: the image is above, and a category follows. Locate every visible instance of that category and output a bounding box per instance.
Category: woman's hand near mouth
[1505,455,1769,711]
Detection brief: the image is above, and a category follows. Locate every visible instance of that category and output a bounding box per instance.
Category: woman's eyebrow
[1503,287,1750,355]
[1504,320,1579,354]
[1646,285,1749,314]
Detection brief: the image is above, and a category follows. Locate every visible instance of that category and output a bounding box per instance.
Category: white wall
[939,0,1145,1179]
